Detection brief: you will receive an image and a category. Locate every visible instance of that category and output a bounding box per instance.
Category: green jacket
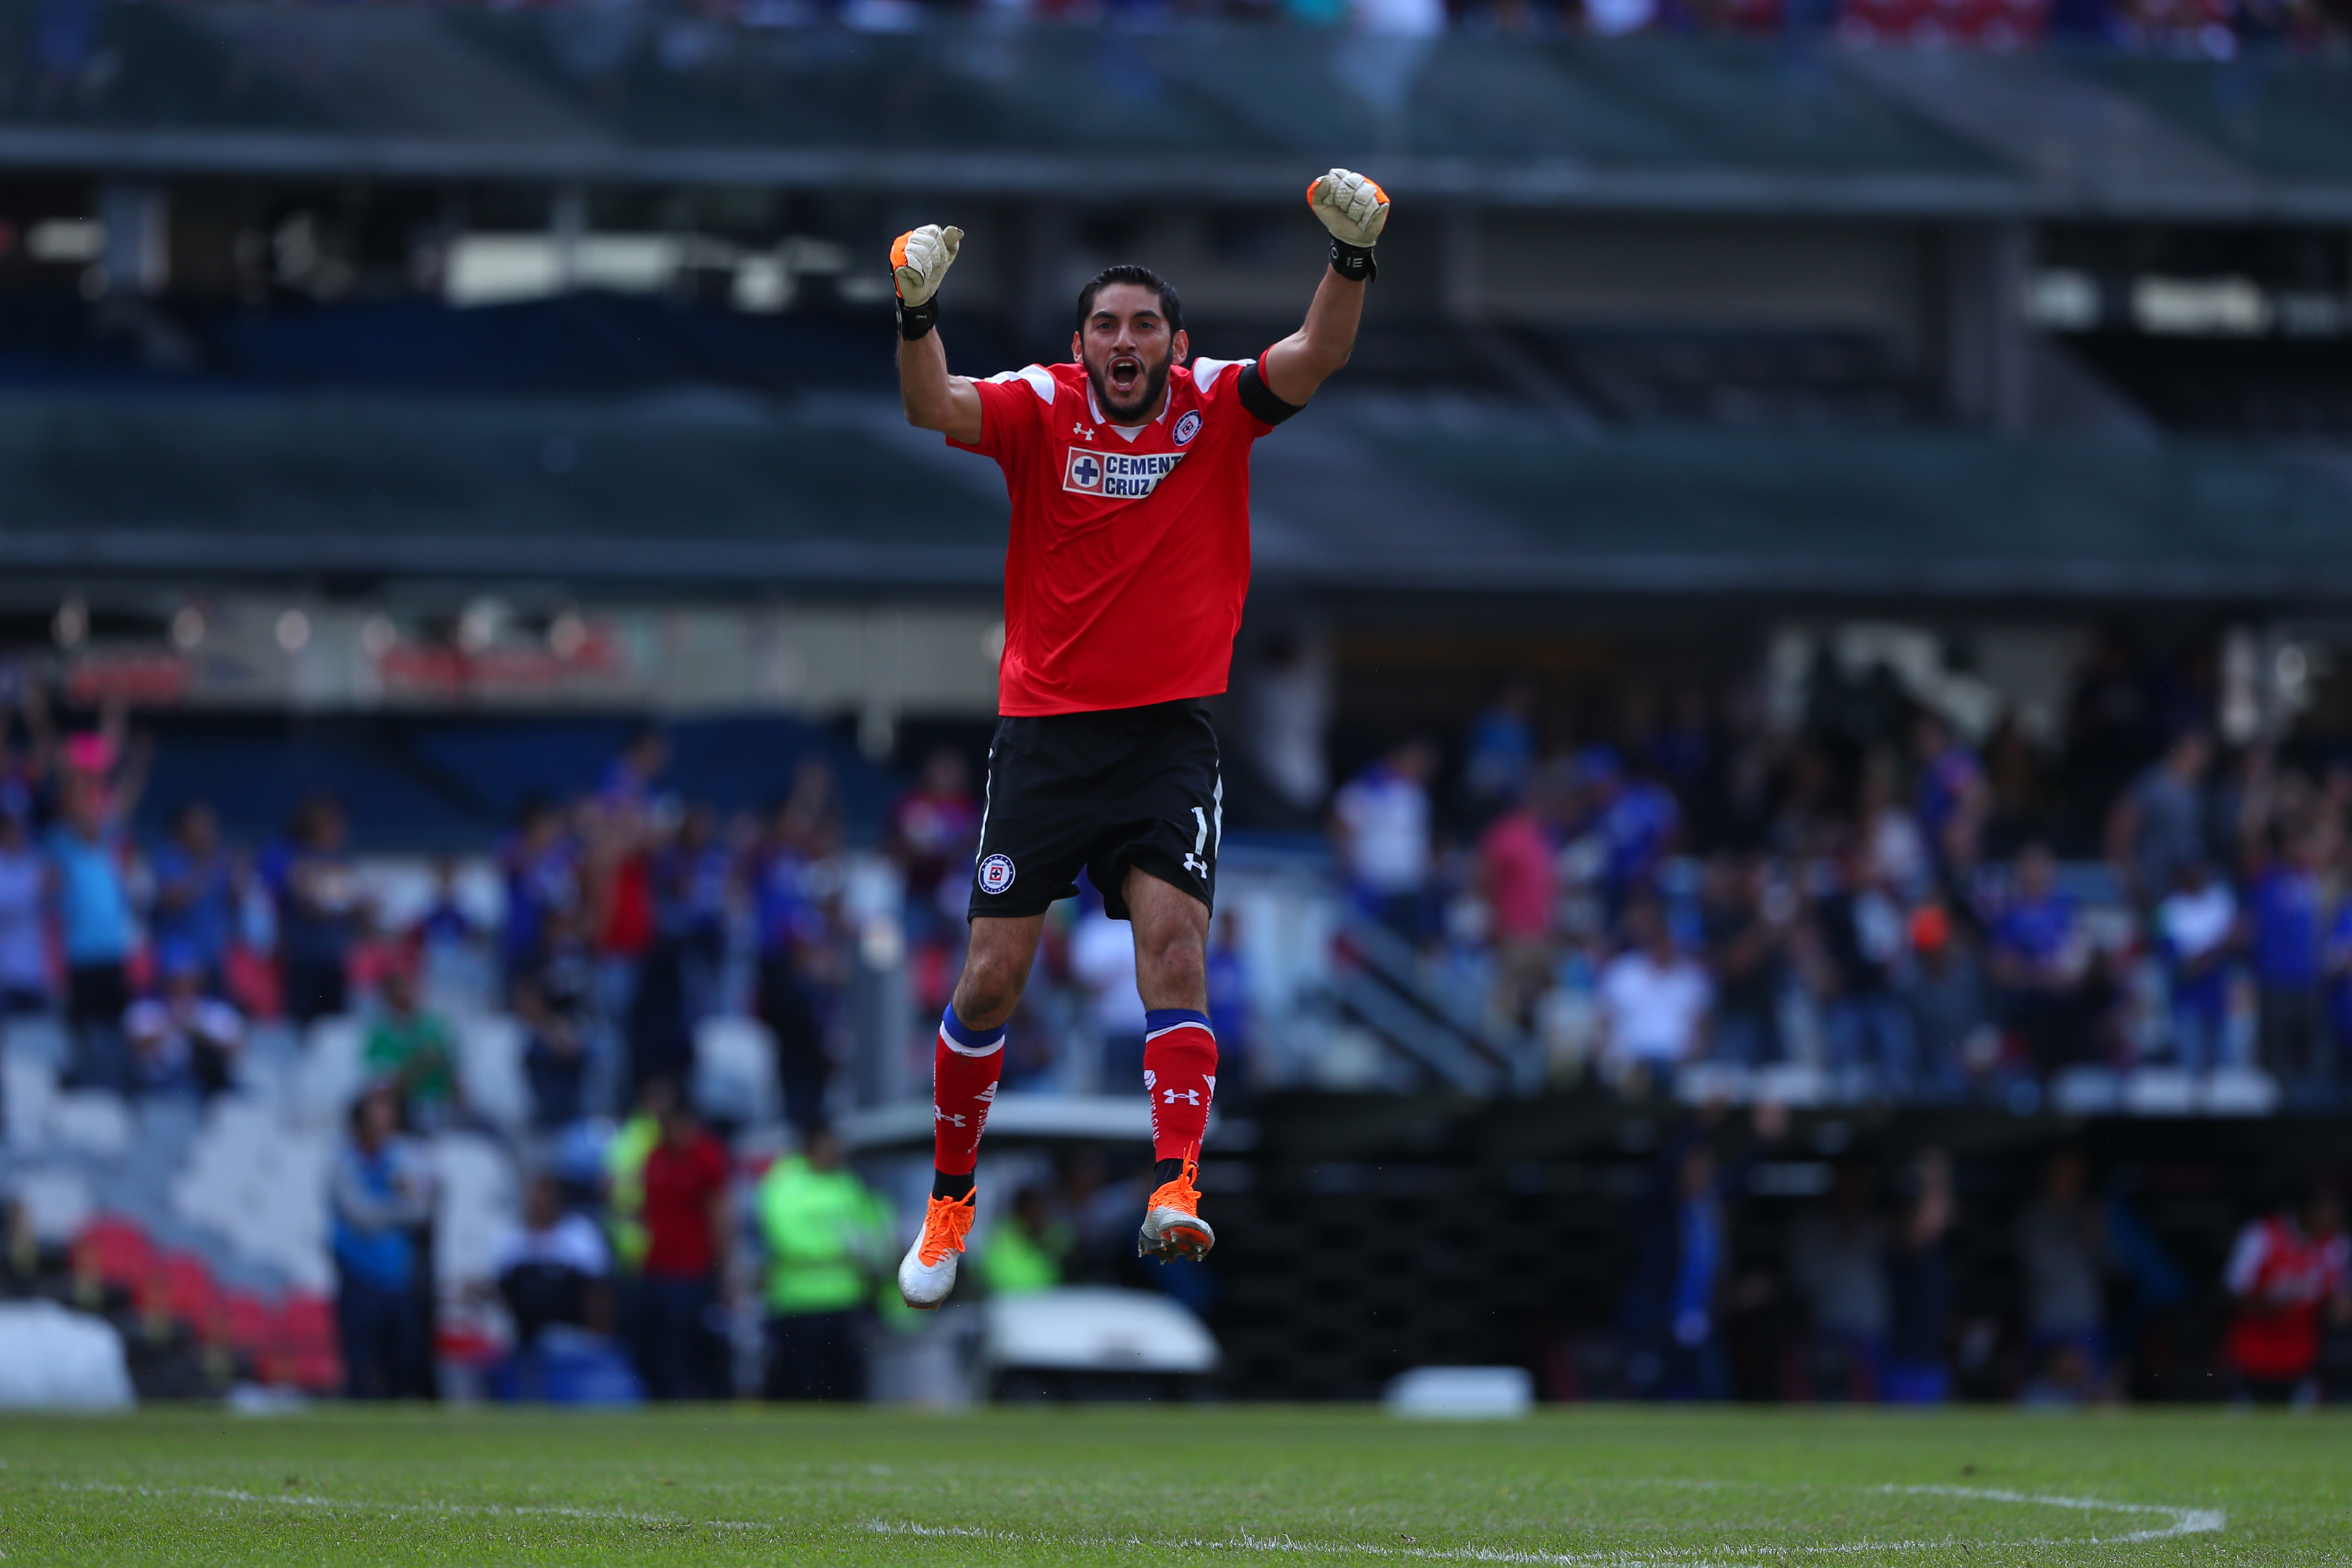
[605,1112,661,1273]
[364,1014,458,1106]
[978,1215,1068,1297]
[756,1156,891,1316]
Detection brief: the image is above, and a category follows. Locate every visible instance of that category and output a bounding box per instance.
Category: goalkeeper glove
[891,224,962,340]
[1307,169,1389,284]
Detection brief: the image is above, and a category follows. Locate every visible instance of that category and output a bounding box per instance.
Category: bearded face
[1086,337,1172,424]
[1074,282,1188,424]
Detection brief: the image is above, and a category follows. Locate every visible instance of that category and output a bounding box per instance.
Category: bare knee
[953,945,1030,1026]
[1135,917,1207,1010]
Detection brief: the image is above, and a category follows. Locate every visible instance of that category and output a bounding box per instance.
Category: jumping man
[891,168,1389,1308]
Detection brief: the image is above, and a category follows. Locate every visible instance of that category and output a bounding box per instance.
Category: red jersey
[640,1131,730,1280]
[2223,1214,2349,1380]
[950,357,1275,716]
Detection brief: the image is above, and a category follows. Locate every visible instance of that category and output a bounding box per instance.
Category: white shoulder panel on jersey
[984,365,1058,404]
[1187,357,1251,394]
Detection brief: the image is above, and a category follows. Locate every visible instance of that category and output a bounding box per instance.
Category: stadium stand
[0,6,2348,1413]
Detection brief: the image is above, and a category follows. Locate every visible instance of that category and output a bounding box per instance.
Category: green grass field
[0,1407,2342,1566]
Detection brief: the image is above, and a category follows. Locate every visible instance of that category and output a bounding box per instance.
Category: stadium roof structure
[0,3,2348,221]
[7,388,2350,603]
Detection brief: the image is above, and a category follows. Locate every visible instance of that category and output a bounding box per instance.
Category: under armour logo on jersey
[1073,421,1095,441]
[1162,1087,1201,1106]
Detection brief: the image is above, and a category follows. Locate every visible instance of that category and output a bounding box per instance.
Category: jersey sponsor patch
[1063,446,1185,499]
[977,853,1016,895]
[1172,410,1202,446]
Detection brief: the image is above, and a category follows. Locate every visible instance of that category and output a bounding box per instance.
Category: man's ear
[1071,332,1083,363]
[1172,328,1190,366]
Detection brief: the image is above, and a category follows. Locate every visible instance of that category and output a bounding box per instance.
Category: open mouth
[1108,355,1143,398]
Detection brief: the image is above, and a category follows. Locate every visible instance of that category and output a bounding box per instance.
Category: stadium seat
[1751,1063,1828,1108]
[72,1216,153,1291]
[453,1013,529,1130]
[2051,1066,2121,1116]
[1,1050,57,1151]
[46,1093,131,1161]
[293,1016,368,1130]
[2202,1069,2281,1117]
[1,1015,72,1068]
[2122,1069,2196,1117]
[430,1132,519,1292]
[221,1293,277,1357]
[269,1294,343,1392]
[693,1014,780,1126]
[274,1295,335,1353]
[1674,1062,1752,1106]
[10,1168,94,1245]
[151,1251,220,1336]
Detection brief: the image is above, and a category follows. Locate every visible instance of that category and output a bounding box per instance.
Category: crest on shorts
[1172,410,1202,446]
[977,854,1016,896]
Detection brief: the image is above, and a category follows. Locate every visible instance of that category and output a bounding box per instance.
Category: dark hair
[1074,264,1183,336]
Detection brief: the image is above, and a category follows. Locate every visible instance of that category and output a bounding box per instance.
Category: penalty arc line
[36,1477,2224,1562]
[864,1487,2225,1567]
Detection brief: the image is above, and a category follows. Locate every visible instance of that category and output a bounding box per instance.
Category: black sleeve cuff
[1238,359,1304,427]
[897,296,938,341]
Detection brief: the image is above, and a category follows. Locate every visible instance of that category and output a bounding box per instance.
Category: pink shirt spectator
[1479,809,1554,942]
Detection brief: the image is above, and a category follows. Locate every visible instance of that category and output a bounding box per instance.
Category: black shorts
[969,700,1221,922]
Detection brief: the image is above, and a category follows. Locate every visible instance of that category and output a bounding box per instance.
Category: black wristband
[1330,240,1377,284]
[897,295,938,341]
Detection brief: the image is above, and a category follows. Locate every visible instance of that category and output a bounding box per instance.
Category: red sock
[931,1008,1004,1177]
[1143,1010,1217,1164]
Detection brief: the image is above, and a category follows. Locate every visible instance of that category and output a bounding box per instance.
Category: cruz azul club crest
[977,854,1016,895]
[1064,447,1185,499]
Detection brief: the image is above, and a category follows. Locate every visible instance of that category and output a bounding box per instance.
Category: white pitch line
[33,1476,2226,1561]
[1882,1485,2226,1545]
[46,1480,772,1532]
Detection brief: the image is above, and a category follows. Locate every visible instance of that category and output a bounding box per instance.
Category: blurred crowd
[434,0,2352,55]
[1066,0,2352,52]
[1334,633,2352,1110]
[0,710,873,1132]
[1610,1116,2347,1407]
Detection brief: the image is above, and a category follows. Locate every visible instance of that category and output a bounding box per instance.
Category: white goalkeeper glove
[1307,169,1389,282]
[891,223,962,340]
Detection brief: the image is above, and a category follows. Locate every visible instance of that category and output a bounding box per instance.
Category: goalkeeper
[891,170,1388,1310]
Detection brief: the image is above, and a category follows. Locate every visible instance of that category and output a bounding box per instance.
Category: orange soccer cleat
[897,1191,977,1310]
[1136,1154,1215,1264]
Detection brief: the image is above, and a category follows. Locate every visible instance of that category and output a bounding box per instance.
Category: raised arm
[1259,169,1388,409]
[892,224,984,446]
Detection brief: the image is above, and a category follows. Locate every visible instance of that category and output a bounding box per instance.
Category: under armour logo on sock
[934,1108,968,1127]
[1162,1087,1201,1105]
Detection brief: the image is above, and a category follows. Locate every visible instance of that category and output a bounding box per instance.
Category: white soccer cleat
[1136,1158,1214,1264]
[898,1191,977,1310]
